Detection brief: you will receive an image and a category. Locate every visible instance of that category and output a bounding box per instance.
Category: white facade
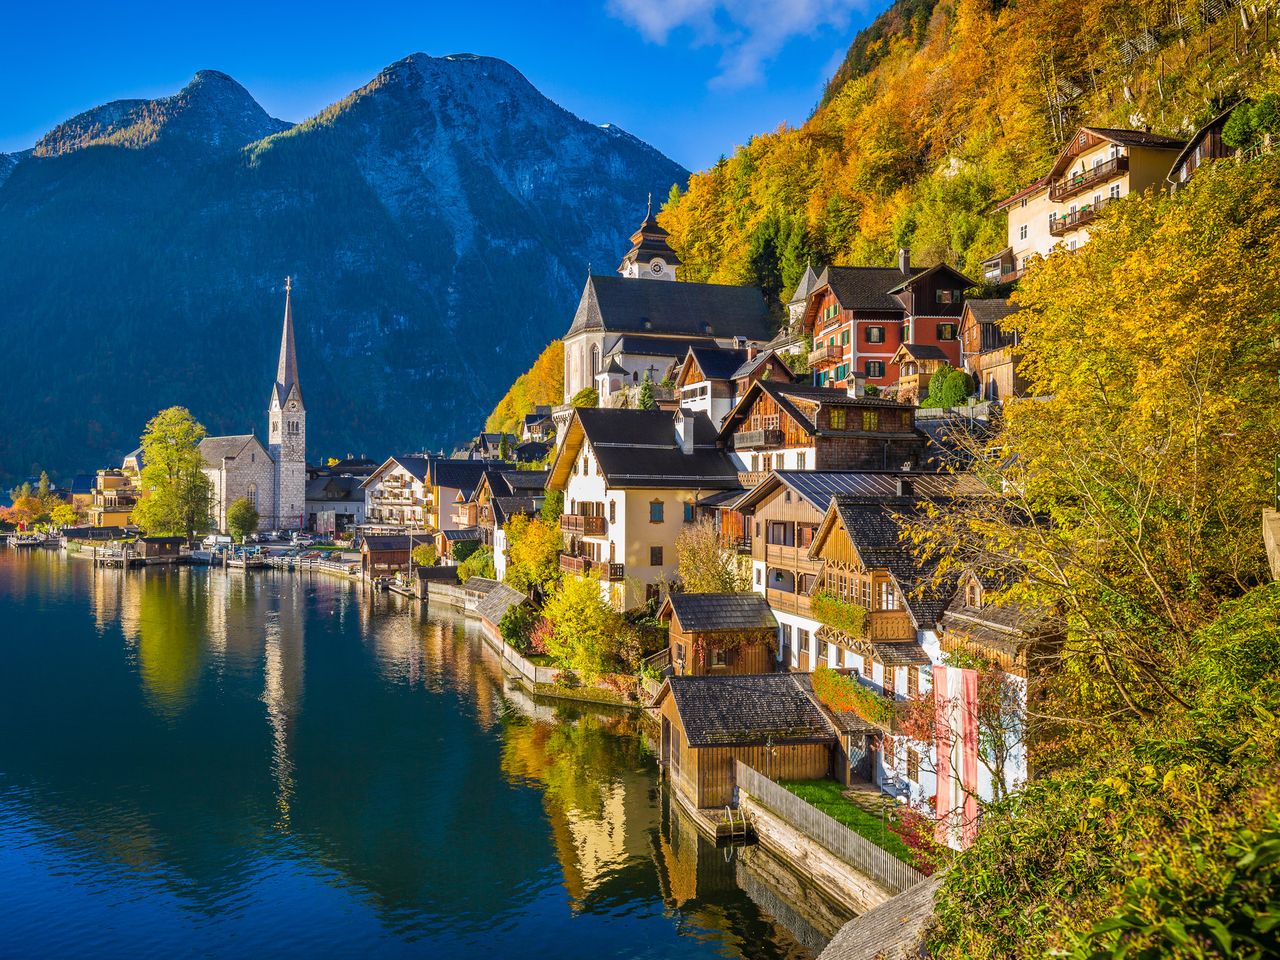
[363,459,432,530]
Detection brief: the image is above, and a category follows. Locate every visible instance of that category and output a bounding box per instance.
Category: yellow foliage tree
[486,340,564,436]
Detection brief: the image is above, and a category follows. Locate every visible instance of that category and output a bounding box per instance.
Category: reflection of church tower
[268,278,306,529]
[617,195,680,281]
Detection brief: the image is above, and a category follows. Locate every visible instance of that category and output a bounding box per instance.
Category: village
[4,110,1278,950]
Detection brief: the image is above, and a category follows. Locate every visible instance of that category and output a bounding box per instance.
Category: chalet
[560,209,771,412]
[959,299,1025,402]
[890,343,952,405]
[547,407,739,610]
[427,458,494,532]
[521,407,555,442]
[434,527,481,564]
[457,433,517,460]
[933,571,1054,848]
[718,380,927,482]
[799,253,974,392]
[514,440,550,464]
[654,673,837,808]
[673,345,794,430]
[360,534,412,578]
[660,592,778,676]
[361,456,433,532]
[986,126,1187,278]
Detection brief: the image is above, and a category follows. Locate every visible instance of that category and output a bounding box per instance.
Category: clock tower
[617,195,679,281]
[268,277,306,529]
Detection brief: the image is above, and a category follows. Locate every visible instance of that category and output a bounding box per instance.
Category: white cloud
[607,0,869,89]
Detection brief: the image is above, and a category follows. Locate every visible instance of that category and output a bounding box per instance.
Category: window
[1018,224,1028,241]
[1020,197,1028,209]
[650,546,664,566]
[712,648,728,667]
[676,642,685,667]
[865,360,885,379]
[878,581,899,610]
[609,500,616,524]
[817,638,828,663]
[1068,240,1078,252]
[861,578,872,608]
[798,629,809,655]
[866,326,885,344]
[829,409,847,430]
[683,502,694,523]
[840,329,850,346]
[907,667,919,698]
[907,747,920,782]
[774,453,784,469]
[862,411,879,431]
[1110,183,1121,200]
[936,289,961,304]
[796,452,806,470]
[649,500,664,523]
[937,322,956,340]
[755,567,761,584]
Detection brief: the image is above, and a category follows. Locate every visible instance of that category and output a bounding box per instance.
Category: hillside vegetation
[485,340,564,435]
[659,0,1280,294]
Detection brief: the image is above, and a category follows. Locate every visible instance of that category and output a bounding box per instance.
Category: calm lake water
[0,549,846,959]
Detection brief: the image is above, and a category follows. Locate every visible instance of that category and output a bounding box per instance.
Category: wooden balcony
[737,470,769,488]
[559,554,624,581]
[1049,197,1111,237]
[1049,155,1127,201]
[766,587,813,618]
[808,343,840,365]
[561,513,607,536]
[867,609,914,641]
[735,428,785,450]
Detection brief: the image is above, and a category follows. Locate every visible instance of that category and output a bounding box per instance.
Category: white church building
[200,278,307,532]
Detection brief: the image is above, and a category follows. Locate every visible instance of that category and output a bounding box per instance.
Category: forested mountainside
[658,0,1280,298]
[0,55,686,484]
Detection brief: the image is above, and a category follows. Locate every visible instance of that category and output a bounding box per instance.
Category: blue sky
[0,0,878,171]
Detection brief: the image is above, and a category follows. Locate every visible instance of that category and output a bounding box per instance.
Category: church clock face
[289,402,297,411]
[650,259,665,275]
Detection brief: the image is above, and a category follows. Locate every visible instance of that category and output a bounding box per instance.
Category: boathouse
[653,673,836,808]
[659,593,778,676]
[360,534,412,578]
[136,536,185,561]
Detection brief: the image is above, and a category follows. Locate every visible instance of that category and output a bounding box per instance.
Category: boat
[9,535,45,548]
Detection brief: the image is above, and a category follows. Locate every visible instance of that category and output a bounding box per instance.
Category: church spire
[274,276,302,407]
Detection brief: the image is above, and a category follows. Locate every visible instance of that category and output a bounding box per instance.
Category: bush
[541,575,629,682]
[452,539,480,563]
[499,602,537,653]
[457,545,495,582]
[570,387,598,408]
[810,591,870,636]
[412,542,437,567]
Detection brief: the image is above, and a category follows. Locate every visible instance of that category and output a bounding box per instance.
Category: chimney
[897,248,910,275]
[675,409,695,455]
[747,344,759,361]
[896,476,914,497]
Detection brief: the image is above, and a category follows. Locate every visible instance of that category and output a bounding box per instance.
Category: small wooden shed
[653,673,837,809]
[360,534,411,577]
[136,536,185,560]
[659,592,778,676]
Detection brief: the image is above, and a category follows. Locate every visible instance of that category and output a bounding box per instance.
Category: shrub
[570,387,598,408]
[452,539,480,563]
[811,665,896,727]
[499,602,537,653]
[412,542,437,567]
[810,591,870,636]
[457,545,495,582]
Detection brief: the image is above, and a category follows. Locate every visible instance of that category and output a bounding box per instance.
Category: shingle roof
[199,434,266,465]
[821,265,921,312]
[664,592,778,632]
[733,471,982,513]
[567,275,771,340]
[492,469,548,494]
[361,535,411,551]
[604,334,726,359]
[965,298,1019,325]
[491,496,539,524]
[573,408,740,489]
[305,475,364,501]
[1083,126,1187,149]
[688,346,750,382]
[475,582,529,626]
[431,458,493,497]
[819,876,944,960]
[663,674,837,747]
[894,343,951,362]
[788,262,821,305]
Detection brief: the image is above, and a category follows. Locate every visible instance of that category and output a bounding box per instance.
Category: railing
[559,554,625,580]
[808,343,839,365]
[765,587,812,617]
[1049,197,1111,237]
[737,470,769,488]
[734,761,925,895]
[733,536,753,555]
[868,609,914,641]
[735,429,785,450]
[560,513,607,536]
[1049,155,1127,201]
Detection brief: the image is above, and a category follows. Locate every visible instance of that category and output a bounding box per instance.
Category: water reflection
[0,551,834,959]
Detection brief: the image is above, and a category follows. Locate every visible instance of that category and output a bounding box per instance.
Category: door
[848,734,873,782]
[660,717,671,768]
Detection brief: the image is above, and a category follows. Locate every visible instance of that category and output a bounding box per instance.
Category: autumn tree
[675,520,749,593]
[486,340,565,435]
[503,514,562,592]
[226,497,259,542]
[130,407,213,536]
[49,503,79,528]
[540,575,629,683]
[412,542,437,567]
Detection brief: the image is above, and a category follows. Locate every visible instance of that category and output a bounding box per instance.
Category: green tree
[570,387,598,408]
[541,575,629,682]
[452,539,480,563]
[36,471,50,500]
[457,545,496,582]
[636,377,657,410]
[226,496,259,542]
[49,503,78,528]
[131,406,213,536]
[412,542,438,567]
[540,489,564,523]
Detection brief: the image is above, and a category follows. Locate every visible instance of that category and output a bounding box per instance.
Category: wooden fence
[734,761,924,895]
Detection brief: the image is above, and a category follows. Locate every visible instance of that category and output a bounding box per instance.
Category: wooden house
[890,343,952,405]
[1168,102,1240,190]
[958,299,1025,402]
[654,674,837,808]
[673,345,795,430]
[360,534,412,578]
[136,536,185,561]
[659,592,778,676]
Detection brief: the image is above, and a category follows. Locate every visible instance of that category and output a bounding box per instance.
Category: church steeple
[273,276,303,408]
[618,195,680,280]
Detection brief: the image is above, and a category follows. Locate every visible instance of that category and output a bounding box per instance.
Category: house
[304,474,366,534]
[890,343,953,405]
[458,468,547,580]
[660,592,779,676]
[360,534,412,578]
[360,456,433,532]
[514,440,550,464]
[457,433,518,460]
[434,527,481,564]
[673,345,795,430]
[547,407,740,610]
[654,673,837,808]
[560,209,771,411]
[933,571,1054,848]
[89,464,141,528]
[959,299,1025,402]
[799,252,974,392]
[986,127,1187,278]
[1168,102,1240,190]
[718,381,928,483]
[427,458,495,532]
[135,536,185,561]
[521,407,555,442]
[475,581,531,640]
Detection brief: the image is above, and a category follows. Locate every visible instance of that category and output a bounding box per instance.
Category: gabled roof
[361,534,411,551]
[361,455,432,487]
[962,298,1020,326]
[718,380,914,443]
[305,474,364,501]
[884,261,977,296]
[199,434,271,466]
[680,346,751,384]
[430,458,493,498]
[566,275,771,340]
[1048,126,1186,178]
[603,334,729,360]
[549,408,739,491]
[660,592,778,632]
[733,470,977,513]
[654,674,837,748]
[891,342,951,364]
[491,496,539,525]
[994,175,1051,211]
[440,527,481,541]
[475,582,529,626]
[492,469,548,494]
[1168,102,1241,182]
[514,441,550,463]
[787,261,821,305]
[821,265,922,311]
[730,349,791,382]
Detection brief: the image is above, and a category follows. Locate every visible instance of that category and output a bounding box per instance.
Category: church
[200,279,307,532]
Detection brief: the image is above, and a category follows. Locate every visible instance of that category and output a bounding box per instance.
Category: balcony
[737,470,769,488]
[868,610,915,641]
[1048,155,1127,201]
[1049,198,1111,237]
[733,536,752,555]
[766,587,813,618]
[808,343,840,365]
[560,513,607,537]
[559,554,625,580]
[736,429,785,450]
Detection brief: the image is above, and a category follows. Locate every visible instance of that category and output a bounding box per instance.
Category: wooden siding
[668,624,774,676]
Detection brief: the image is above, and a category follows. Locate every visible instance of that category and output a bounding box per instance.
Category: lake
[0,549,846,959]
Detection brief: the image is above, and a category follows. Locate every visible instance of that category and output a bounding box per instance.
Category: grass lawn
[778,779,916,863]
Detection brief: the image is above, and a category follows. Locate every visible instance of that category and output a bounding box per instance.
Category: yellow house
[89,448,144,527]
[547,407,740,610]
[985,127,1186,279]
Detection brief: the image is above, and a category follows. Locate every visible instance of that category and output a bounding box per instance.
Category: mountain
[659,0,1266,293]
[0,55,687,484]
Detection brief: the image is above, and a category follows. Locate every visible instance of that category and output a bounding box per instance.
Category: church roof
[787,261,821,305]
[617,204,682,273]
[272,278,303,408]
[199,434,272,466]
[566,275,770,341]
